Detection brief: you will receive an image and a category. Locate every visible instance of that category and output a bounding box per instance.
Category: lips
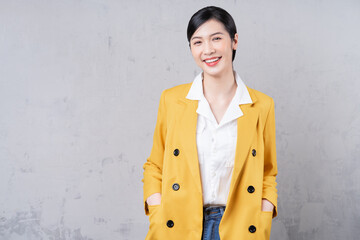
[203,57,222,66]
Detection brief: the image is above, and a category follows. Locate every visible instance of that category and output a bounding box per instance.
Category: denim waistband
[203,206,226,216]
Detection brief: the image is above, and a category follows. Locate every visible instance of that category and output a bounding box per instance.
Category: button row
[169,148,257,232]
[167,182,178,228]
[173,148,255,157]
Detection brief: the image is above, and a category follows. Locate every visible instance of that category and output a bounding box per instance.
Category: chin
[202,67,226,77]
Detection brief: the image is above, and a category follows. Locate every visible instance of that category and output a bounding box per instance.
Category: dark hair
[187,6,237,61]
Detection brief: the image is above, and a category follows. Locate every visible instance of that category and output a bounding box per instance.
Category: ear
[232,33,239,50]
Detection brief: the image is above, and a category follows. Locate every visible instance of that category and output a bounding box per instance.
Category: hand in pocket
[147,192,162,206]
[261,198,274,212]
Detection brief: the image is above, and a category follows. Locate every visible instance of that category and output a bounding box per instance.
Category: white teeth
[205,57,220,63]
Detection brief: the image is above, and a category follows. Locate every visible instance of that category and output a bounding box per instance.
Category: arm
[262,98,278,217]
[142,90,167,215]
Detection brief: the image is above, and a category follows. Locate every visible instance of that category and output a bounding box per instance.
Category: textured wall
[0,0,359,239]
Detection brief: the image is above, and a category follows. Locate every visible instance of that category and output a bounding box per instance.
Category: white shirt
[186,72,253,206]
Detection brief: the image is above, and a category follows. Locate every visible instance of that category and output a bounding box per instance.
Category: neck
[202,68,237,100]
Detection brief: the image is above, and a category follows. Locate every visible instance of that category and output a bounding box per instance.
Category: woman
[142,6,278,240]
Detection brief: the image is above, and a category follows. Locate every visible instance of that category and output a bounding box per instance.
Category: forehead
[192,19,227,38]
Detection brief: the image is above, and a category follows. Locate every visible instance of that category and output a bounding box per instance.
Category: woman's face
[189,19,238,77]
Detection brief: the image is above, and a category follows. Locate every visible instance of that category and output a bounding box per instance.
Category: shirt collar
[186,71,252,104]
[185,71,253,127]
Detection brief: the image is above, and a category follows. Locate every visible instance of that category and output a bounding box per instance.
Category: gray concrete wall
[0,0,359,239]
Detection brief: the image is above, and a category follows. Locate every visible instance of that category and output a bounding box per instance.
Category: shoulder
[161,83,192,102]
[248,87,274,102]
[247,87,275,112]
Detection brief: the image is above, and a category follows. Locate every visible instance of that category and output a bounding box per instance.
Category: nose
[203,41,215,55]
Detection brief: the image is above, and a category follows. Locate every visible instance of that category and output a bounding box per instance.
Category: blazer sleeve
[262,97,278,218]
[142,89,167,215]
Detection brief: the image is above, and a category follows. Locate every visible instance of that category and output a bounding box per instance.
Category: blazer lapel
[227,95,259,202]
[176,97,203,195]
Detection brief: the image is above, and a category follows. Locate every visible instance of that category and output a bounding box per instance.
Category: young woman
[142,6,278,240]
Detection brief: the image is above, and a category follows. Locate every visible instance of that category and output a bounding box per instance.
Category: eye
[193,41,201,45]
[213,37,222,41]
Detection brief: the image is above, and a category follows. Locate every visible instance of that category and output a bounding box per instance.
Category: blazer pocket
[146,205,162,240]
[148,204,161,225]
[260,210,273,239]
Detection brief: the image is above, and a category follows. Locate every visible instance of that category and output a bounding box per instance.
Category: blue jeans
[201,206,226,240]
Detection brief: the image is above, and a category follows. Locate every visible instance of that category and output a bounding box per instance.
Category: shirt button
[211,172,216,177]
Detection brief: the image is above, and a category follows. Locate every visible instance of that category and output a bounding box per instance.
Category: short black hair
[187,6,237,61]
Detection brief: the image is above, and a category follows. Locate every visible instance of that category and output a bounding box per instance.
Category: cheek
[191,49,201,61]
[219,41,232,53]
[222,46,233,60]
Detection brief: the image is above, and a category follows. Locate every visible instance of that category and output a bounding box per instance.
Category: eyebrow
[191,32,224,41]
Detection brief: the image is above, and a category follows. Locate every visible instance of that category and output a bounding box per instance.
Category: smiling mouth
[203,57,221,63]
[203,57,222,66]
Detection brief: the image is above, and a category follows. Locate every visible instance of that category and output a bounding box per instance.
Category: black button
[247,185,255,193]
[173,149,180,156]
[249,225,256,233]
[167,220,174,228]
[252,149,256,157]
[172,183,180,191]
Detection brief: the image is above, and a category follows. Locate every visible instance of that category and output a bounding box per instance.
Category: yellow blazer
[142,82,278,240]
